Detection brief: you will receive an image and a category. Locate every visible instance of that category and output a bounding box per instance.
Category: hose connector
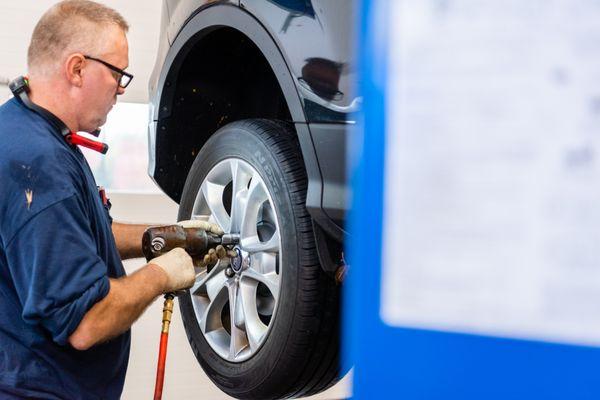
[161,293,175,334]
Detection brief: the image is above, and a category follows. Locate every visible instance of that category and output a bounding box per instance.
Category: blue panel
[344,1,600,399]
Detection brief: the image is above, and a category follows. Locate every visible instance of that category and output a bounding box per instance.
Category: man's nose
[117,86,126,96]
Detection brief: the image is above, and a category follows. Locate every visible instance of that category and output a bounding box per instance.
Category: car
[148,1,356,398]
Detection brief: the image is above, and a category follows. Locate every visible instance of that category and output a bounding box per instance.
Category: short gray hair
[27,0,129,76]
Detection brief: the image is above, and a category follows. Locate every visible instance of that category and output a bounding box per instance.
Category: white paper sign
[381,0,600,346]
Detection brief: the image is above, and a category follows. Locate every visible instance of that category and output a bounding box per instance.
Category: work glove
[177,219,224,236]
[149,247,196,293]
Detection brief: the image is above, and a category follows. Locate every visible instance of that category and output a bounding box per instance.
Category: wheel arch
[150,4,307,203]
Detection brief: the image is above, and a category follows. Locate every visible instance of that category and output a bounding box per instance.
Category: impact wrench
[142,225,239,400]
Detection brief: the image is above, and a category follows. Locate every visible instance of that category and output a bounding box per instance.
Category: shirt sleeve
[5,193,110,346]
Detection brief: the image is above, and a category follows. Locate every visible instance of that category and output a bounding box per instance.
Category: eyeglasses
[84,55,134,89]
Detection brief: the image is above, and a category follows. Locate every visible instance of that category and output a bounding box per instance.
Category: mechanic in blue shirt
[0,1,201,398]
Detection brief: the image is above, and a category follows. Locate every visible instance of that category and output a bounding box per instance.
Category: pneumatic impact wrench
[142,224,239,400]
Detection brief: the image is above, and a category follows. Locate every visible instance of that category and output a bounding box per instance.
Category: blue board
[344,1,600,399]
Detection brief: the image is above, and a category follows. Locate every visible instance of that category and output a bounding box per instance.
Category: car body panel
[309,123,348,227]
[240,0,359,123]
[165,0,240,43]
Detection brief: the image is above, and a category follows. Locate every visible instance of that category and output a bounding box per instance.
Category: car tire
[177,119,341,399]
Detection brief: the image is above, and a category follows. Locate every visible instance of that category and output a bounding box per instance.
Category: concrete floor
[109,192,351,399]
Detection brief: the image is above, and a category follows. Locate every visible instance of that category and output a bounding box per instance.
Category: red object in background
[98,187,108,206]
[67,132,109,154]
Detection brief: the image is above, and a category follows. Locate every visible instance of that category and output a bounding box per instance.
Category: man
[0,1,209,398]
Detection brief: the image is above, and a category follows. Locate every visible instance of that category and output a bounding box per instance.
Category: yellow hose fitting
[161,295,174,333]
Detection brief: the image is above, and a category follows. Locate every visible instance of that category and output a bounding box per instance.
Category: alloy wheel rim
[189,159,282,362]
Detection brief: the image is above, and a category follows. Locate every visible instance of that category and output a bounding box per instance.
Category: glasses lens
[110,70,121,83]
[119,74,132,88]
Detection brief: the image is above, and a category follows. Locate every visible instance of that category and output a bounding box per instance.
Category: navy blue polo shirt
[0,97,130,399]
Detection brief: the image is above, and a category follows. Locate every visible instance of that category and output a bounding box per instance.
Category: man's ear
[64,54,85,87]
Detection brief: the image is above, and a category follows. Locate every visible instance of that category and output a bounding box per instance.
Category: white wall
[0,0,162,104]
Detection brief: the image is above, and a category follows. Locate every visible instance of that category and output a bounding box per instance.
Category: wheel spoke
[252,252,278,275]
[240,229,280,253]
[201,180,230,232]
[228,280,248,359]
[191,260,226,296]
[241,267,280,301]
[199,285,228,334]
[204,267,229,302]
[239,280,268,351]
[187,214,210,223]
[229,160,250,234]
[246,173,269,210]
[239,174,268,240]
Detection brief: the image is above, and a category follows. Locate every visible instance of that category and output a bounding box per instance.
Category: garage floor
[109,193,351,399]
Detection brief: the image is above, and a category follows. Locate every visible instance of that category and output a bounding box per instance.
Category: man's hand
[69,248,194,351]
[178,219,224,236]
[149,247,195,292]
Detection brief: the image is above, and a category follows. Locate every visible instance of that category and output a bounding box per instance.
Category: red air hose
[67,132,109,154]
[153,293,175,400]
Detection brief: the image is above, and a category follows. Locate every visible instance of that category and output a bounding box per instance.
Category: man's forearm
[68,263,168,350]
[112,221,149,259]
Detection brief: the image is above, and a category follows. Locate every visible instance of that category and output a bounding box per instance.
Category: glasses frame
[84,55,133,89]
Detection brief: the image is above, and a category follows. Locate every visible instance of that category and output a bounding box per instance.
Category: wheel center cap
[231,248,243,272]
